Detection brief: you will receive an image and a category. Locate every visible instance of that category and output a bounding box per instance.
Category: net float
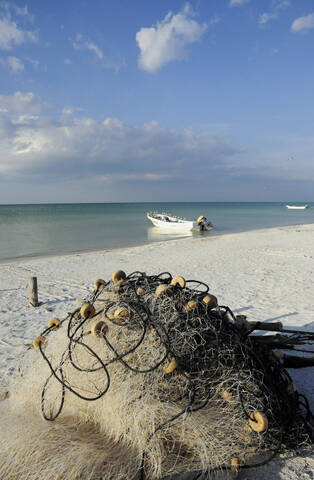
[249,411,268,432]
[155,284,170,298]
[33,336,47,350]
[202,294,218,309]
[80,303,96,319]
[93,279,105,290]
[48,318,61,331]
[170,276,186,289]
[163,357,178,374]
[184,300,197,311]
[112,270,126,283]
[91,321,108,338]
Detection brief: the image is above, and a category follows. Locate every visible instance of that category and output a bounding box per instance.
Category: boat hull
[286,205,309,210]
[147,214,196,231]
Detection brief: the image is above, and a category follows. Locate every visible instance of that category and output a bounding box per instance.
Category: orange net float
[202,294,218,309]
[91,321,108,338]
[163,357,178,374]
[184,300,197,312]
[33,336,47,350]
[111,270,126,283]
[249,411,268,432]
[155,284,170,298]
[80,303,96,319]
[170,276,186,289]
[93,279,105,290]
[48,318,61,331]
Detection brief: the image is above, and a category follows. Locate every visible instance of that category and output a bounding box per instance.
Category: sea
[0,202,313,262]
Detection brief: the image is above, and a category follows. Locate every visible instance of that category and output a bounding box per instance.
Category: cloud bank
[0,93,240,186]
[1,92,313,204]
[136,3,207,72]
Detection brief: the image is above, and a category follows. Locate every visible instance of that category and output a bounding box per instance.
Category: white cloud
[62,106,83,115]
[25,57,39,68]
[209,16,221,26]
[291,13,314,33]
[0,2,31,18]
[229,0,250,7]
[7,55,23,72]
[274,1,290,10]
[0,4,37,50]
[259,12,278,25]
[72,33,103,59]
[0,91,47,113]
[64,58,72,65]
[136,3,207,72]
[71,34,125,71]
[1,55,39,72]
[258,1,290,26]
[0,55,24,72]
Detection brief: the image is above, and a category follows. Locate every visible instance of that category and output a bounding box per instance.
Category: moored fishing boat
[147,212,213,231]
[286,204,309,210]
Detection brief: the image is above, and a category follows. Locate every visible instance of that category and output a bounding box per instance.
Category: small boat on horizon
[286,204,310,210]
[147,212,213,232]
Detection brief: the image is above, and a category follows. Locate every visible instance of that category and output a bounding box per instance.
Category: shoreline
[1,221,313,266]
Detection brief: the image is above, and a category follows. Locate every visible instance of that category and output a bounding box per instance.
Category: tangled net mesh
[0,270,313,480]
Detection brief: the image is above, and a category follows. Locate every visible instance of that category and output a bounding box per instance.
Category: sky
[0,0,314,203]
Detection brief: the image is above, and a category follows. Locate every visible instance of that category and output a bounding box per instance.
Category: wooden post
[29,276,39,307]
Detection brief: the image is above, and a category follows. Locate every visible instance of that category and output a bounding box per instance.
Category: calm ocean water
[0,202,313,262]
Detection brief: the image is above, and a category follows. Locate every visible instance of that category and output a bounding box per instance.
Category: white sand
[0,224,313,479]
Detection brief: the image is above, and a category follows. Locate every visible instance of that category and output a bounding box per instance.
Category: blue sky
[0,0,313,203]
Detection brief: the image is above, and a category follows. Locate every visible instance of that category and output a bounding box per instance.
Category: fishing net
[0,270,313,480]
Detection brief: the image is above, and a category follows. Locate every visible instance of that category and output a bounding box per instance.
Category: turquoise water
[0,202,313,262]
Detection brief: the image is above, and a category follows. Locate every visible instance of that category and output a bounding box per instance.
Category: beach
[0,224,313,479]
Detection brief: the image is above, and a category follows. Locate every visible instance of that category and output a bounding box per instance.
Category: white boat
[147,212,213,231]
[286,204,309,210]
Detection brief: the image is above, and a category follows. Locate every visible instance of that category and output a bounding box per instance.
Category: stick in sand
[28,276,39,307]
